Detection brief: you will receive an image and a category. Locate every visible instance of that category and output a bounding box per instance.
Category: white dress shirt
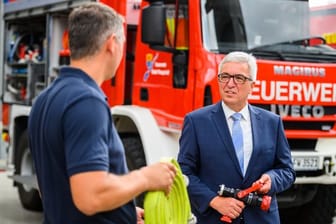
[221,102,253,175]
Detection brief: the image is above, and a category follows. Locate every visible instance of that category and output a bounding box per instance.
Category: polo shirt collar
[59,66,106,98]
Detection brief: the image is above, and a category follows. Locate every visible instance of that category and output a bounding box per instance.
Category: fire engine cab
[310,0,336,48]
[1,0,336,223]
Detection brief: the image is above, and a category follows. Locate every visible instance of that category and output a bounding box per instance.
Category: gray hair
[218,51,257,81]
[68,2,124,59]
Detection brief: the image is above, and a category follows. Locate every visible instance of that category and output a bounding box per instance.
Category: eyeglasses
[217,73,253,84]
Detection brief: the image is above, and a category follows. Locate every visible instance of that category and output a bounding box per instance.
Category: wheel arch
[13,116,29,172]
[8,105,31,168]
[111,105,180,165]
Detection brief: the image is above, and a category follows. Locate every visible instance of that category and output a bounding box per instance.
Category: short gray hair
[69,2,124,59]
[218,51,257,81]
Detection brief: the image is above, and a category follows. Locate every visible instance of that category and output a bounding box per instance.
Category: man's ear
[248,81,255,94]
[105,34,117,55]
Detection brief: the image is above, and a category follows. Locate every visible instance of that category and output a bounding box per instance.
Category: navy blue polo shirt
[28,67,136,224]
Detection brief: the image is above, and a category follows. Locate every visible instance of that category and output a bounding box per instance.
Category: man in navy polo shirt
[28,3,176,224]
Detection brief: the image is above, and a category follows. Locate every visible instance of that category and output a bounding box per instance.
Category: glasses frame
[217,72,253,84]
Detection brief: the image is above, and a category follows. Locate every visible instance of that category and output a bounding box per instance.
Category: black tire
[16,130,43,211]
[120,133,146,207]
[280,185,336,224]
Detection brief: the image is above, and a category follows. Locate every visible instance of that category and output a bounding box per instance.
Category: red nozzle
[260,195,272,211]
[220,215,232,223]
[237,182,263,199]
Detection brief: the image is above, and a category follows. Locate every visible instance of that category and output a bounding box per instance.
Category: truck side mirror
[141,2,166,46]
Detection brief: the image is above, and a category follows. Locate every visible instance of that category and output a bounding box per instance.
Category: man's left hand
[136,207,144,224]
[255,174,271,194]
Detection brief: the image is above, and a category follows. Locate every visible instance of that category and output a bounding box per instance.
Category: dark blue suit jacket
[178,102,295,224]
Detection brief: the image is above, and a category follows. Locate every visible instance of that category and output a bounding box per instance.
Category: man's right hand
[139,162,177,195]
[210,196,245,220]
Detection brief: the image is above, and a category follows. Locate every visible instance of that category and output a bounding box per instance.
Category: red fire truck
[310,0,336,48]
[1,0,336,223]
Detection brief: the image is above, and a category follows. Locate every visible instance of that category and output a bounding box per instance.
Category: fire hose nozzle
[218,184,271,223]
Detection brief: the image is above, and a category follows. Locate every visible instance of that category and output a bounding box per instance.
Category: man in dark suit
[178,51,295,224]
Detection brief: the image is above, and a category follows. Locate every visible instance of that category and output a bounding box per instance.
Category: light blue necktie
[231,113,244,174]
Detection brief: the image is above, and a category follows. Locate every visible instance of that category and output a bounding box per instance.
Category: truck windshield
[201,0,311,51]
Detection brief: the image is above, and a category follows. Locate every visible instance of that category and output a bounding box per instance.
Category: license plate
[292,156,319,171]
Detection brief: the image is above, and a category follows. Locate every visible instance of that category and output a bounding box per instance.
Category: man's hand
[254,174,271,194]
[139,162,177,195]
[210,196,245,220]
[136,207,144,224]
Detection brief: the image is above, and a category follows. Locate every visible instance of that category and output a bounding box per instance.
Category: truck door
[133,0,193,129]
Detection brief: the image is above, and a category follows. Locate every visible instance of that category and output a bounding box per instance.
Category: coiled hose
[144,158,195,224]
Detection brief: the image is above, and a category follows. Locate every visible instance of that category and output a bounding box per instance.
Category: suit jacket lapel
[211,102,244,177]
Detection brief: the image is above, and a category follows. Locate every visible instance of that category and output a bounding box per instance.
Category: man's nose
[226,76,237,86]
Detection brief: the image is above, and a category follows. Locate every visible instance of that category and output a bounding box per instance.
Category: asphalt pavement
[0,171,43,224]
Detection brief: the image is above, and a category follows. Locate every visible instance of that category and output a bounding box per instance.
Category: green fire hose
[144,158,194,224]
